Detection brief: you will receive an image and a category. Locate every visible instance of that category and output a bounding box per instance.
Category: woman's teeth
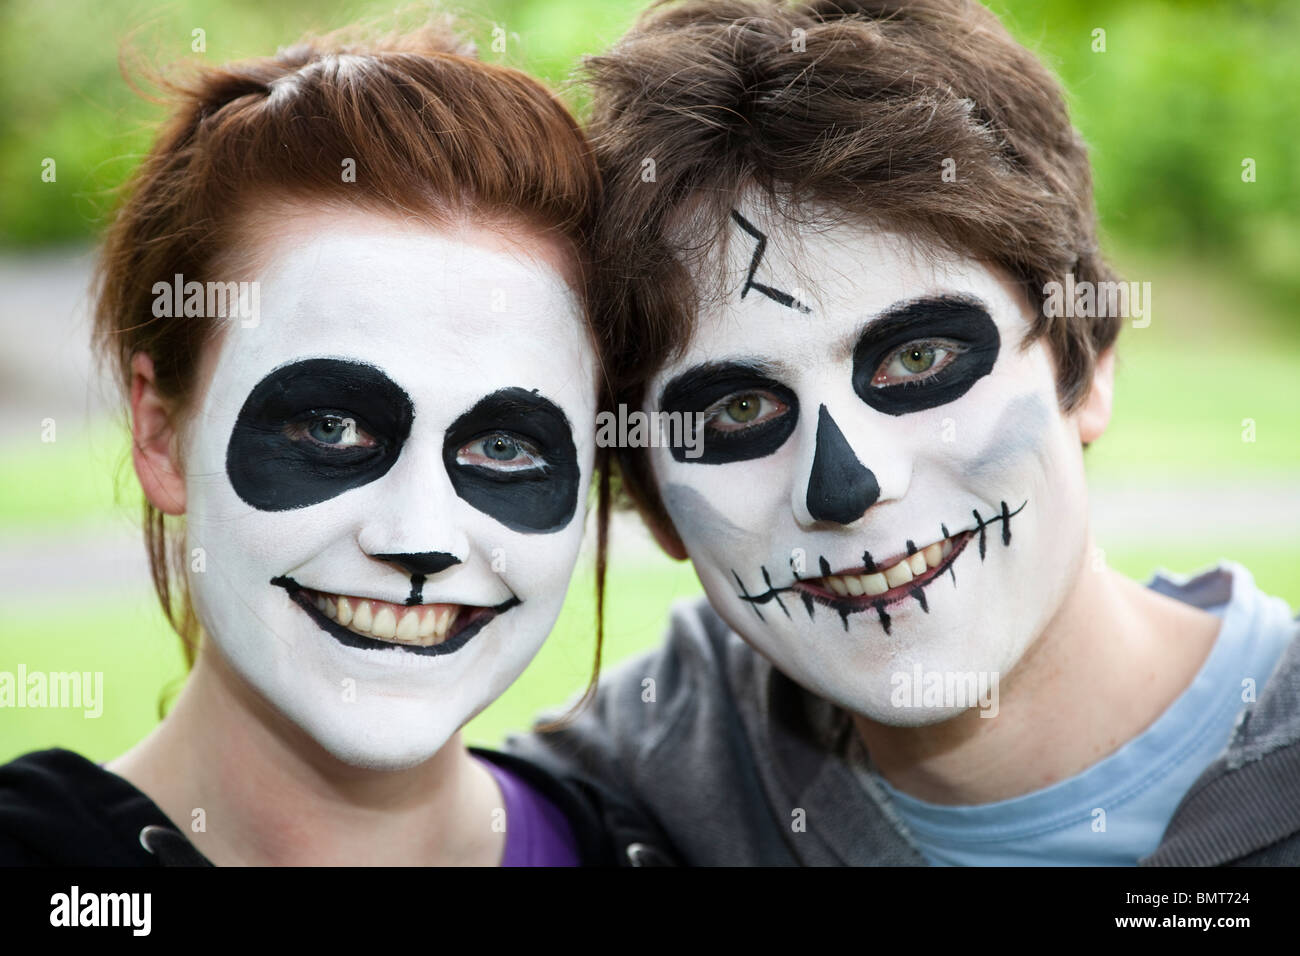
[823,537,954,598]
[308,590,463,646]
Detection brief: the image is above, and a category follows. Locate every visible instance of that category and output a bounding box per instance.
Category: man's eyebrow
[835,293,993,354]
[658,359,786,407]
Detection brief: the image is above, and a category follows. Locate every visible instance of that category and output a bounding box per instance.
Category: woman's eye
[704,391,789,433]
[288,414,377,449]
[457,433,548,472]
[873,342,958,386]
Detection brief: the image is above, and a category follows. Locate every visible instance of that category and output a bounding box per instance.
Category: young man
[508,0,1300,865]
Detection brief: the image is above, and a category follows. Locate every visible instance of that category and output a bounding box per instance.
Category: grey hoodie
[507,564,1300,865]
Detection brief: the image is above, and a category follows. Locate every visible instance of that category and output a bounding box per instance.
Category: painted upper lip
[813,531,968,579]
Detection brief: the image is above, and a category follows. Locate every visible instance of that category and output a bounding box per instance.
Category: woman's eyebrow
[837,293,993,353]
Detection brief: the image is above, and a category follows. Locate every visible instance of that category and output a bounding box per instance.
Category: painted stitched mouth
[271,576,519,657]
[797,529,972,612]
[732,499,1027,634]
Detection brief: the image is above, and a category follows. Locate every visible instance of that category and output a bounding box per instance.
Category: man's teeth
[310,591,463,646]
[823,537,954,598]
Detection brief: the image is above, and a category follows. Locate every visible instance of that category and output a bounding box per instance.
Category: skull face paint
[184,215,595,769]
[648,205,1090,726]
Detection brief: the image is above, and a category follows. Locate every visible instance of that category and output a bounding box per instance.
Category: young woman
[0,22,627,866]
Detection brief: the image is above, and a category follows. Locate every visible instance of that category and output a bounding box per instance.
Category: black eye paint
[851,296,1000,416]
[659,362,799,464]
[226,359,414,512]
[805,405,880,524]
[730,210,812,313]
[442,388,579,533]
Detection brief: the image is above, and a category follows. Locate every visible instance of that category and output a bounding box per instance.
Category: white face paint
[184,216,595,769]
[648,205,1089,725]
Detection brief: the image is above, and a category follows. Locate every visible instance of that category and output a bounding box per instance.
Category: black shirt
[0,747,653,866]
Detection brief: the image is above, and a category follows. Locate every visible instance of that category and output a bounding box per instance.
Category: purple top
[475,756,581,867]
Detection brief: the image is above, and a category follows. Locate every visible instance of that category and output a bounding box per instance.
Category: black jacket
[0,747,679,866]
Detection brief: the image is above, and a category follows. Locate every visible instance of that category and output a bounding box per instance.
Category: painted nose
[371,551,462,577]
[805,404,880,524]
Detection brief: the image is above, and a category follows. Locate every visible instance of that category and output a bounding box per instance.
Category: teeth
[352,600,373,634]
[304,589,476,648]
[815,531,966,599]
[418,608,437,640]
[439,607,461,641]
[394,609,419,643]
[883,561,914,588]
[862,572,888,596]
[372,607,397,640]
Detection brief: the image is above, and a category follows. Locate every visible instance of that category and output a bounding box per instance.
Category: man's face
[184,216,595,769]
[646,206,1091,725]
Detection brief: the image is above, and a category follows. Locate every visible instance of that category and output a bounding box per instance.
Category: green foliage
[3,0,1297,313]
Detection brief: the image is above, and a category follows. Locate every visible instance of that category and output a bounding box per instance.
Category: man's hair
[585,0,1120,533]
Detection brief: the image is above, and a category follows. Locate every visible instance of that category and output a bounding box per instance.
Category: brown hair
[584,0,1120,535]
[93,18,608,714]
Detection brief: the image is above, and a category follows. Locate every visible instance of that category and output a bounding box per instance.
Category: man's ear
[1075,346,1116,445]
[130,352,187,515]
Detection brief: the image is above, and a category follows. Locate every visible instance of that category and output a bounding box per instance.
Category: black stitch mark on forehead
[730,210,813,314]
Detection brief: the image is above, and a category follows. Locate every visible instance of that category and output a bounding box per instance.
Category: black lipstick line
[404,573,425,607]
[762,565,791,619]
[733,569,766,622]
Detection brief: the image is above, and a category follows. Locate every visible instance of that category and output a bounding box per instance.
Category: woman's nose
[370,551,461,578]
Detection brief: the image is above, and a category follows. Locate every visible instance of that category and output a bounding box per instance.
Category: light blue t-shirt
[856,563,1297,866]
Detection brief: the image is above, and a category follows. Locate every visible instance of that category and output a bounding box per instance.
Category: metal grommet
[138,825,164,854]
[625,842,669,866]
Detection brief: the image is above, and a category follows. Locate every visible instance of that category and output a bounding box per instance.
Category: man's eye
[703,391,789,433]
[456,433,548,472]
[288,414,377,449]
[873,342,959,386]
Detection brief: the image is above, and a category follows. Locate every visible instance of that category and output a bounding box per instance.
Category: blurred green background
[1,0,1297,765]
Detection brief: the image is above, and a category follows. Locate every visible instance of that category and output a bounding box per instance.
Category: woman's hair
[582,0,1120,538]
[93,18,608,715]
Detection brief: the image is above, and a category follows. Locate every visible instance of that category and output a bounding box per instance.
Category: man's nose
[792,400,910,529]
[804,404,880,524]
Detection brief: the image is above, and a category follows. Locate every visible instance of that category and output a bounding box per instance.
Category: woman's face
[182,210,596,770]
